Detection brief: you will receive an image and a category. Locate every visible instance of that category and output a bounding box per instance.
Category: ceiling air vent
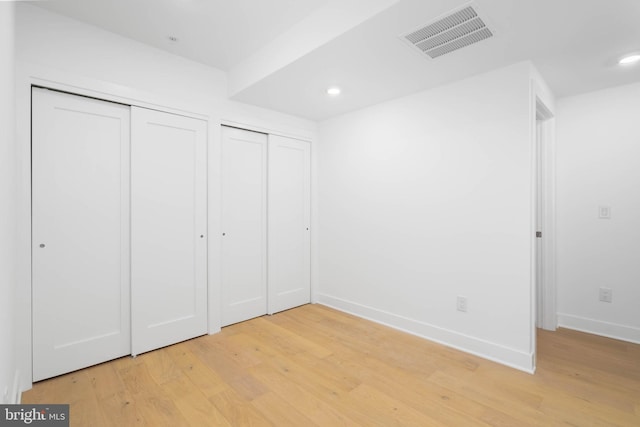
[401,4,494,59]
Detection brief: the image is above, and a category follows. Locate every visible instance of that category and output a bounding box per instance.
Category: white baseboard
[557,313,640,344]
[316,294,535,374]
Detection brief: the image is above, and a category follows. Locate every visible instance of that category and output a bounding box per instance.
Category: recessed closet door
[268,135,311,314]
[32,88,131,381]
[131,107,207,355]
[221,126,268,326]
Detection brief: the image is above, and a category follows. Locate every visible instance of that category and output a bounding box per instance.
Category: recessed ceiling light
[327,87,341,96]
[618,54,640,65]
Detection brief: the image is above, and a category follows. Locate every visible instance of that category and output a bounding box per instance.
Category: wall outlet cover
[599,287,612,303]
[598,205,611,219]
[456,296,468,312]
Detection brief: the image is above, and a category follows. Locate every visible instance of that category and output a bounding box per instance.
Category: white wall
[14,3,316,394]
[0,2,18,404]
[556,83,640,343]
[317,62,537,371]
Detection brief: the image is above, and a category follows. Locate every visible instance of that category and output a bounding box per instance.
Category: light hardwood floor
[22,304,640,426]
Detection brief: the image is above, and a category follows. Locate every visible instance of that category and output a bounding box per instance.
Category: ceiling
[35,0,640,121]
[34,0,329,71]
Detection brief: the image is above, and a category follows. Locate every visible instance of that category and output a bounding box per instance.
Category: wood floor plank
[84,361,126,401]
[251,391,320,427]
[187,336,251,384]
[164,343,229,398]
[68,394,108,427]
[232,316,334,358]
[320,353,507,427]
[22,304,640,427]
[249,361,363,426]
[427,369,546,423]
[275,305,480,376]
[127,392,190,427]
[208,388,274,427]
[173,391,233,427]
[227,374,270,401]
[97,391,141,426]
[346,383,447,427]
[142,347,183,386]
[117,362,157,397]
[116,361,191,426]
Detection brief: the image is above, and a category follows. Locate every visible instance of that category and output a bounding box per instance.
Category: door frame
[15,62,212,390]
[529,76,556,372]
[535,98,557,332]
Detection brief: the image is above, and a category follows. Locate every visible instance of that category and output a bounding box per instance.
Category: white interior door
[32,88,131,381]
[268,135,311,314]
[131,107,208,355]
[221,126,268,326]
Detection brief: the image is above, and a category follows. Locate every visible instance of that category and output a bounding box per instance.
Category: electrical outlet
[598,205,611,219]
[457,296,468,312]
[599,287,612,303]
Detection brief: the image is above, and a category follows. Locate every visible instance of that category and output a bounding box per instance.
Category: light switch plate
[598,205,611,219]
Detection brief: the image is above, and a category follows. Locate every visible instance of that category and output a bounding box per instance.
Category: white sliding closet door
[131,107,208,355]
[268,135,311,314]
[221,126,268,326]
[32,88,131,381]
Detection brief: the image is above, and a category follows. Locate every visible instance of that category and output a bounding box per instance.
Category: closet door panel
[268,135,311,314]
[221,126,268,326]
[131,107,207,355]
[32,88,131,381]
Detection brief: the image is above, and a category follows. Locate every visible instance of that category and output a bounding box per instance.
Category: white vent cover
[400,4,494,59]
